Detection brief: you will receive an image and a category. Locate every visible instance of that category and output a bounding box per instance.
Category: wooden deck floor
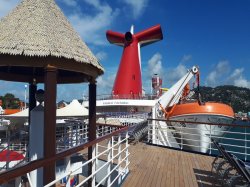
[122,143,216,187]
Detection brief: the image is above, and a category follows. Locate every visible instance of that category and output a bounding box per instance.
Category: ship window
[132,75,135,80]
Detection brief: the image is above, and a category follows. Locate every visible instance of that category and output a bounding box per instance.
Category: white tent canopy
[56,99,88,117]
[6,99,88,118]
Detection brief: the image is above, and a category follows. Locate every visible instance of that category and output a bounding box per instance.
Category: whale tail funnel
[106,25,163,99]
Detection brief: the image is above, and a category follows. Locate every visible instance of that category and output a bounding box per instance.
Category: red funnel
[106,25,163,99]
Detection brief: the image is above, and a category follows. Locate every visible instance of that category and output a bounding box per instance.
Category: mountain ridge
[197,85,250,113]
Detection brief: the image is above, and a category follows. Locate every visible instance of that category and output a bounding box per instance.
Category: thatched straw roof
[0,0,104,83]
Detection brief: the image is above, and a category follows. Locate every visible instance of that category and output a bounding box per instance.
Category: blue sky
[0,0,250,102]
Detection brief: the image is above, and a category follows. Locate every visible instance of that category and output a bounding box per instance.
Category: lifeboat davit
[166,102,235,153]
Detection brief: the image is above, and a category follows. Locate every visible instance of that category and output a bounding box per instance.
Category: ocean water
[212,120,250,161]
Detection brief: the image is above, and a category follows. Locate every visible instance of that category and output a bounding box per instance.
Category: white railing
[56,123,89,152]
[0,123,123,173]
[56,124,120,152]
[148,118,250,161]
[0,125,130,187]
[44,132,129,187]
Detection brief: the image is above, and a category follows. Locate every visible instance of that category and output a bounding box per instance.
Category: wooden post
[88,80,96,187]
[44,66,57,186]
[28,79,37,124]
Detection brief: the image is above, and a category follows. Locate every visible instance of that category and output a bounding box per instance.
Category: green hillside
[197,85,250,113]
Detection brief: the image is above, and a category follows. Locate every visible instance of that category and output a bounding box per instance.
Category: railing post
[102,125,104,136]
[209,125,212,155]
[65,156,71,187]
[147,120,150,143]
[76,126,78,145]
[152,108,156,144]
[107,138,111,186]
[111,136,114,164]
[64,127,67,150]
[245,127,247,161]
[125,131,129,174]
[92,144,96,187]
[96,130,99,166]
[180,124,183,150]
[85,124,88,143]
[118,134,122,185]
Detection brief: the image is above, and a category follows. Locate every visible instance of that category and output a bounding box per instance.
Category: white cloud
[96,51,107,61]
[144,53,191,91]
[180,54,192,63]
[205,61,250,89]
[59,0,77,7]
[227,68,250,88]
[122,0,149,18]
[96,73,116,95]
[162,54,193,87]
[164,64,188,86]
[147,53,163,77]
[205,60,230,87]
[0,0,19,18]
[68,0,120,46]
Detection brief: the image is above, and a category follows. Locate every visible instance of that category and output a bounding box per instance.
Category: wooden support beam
[44,66,57,186]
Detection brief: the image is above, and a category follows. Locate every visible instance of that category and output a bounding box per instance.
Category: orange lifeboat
[165,101,235,153]
[167,102,235,119]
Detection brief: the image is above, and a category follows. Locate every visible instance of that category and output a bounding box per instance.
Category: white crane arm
[155,66,198,116]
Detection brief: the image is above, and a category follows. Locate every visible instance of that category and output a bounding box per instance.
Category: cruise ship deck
[122,142,215,187]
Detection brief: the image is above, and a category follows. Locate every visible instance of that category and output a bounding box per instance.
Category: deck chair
[212,140,250,186]
[225,154,250,186]
[211,139,231,172]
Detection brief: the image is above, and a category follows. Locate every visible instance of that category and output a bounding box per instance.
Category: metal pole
[209,125,212,155]
[88,80,96,187]
[107,139,111,186]
[118,134,122,185]
[245,127,247,161]
[24,84,27,109]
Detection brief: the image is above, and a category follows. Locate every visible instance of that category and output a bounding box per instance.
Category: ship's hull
[167,102,235,153]
[168,114,234,153]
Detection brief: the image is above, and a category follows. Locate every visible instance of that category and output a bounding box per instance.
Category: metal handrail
[0,125,129,184]
[148,118,250,161]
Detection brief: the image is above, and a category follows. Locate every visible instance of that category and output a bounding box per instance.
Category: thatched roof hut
[0,0,102,184]
[0,0,104,83]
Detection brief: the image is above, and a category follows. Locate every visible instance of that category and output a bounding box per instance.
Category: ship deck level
[122,142,215,187]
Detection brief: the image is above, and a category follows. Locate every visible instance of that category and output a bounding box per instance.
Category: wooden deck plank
[154,148,165,187]
[188,153,199,187]
[139,149,159,187]
[160,147,170,187]
[124,145,145,186]
[168,152,176,186]
[121,143,214,187]
[167,148,175,186]
[179,152,189,187]
[149,148,164,187]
